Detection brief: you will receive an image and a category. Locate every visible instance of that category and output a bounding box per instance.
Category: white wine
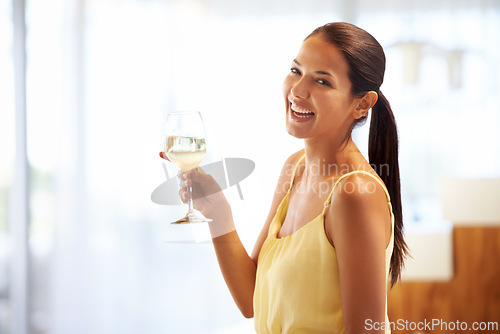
[165,136,206,171]
[163,111,212,224]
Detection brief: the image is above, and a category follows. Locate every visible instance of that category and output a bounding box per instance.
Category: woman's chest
[278,190,330,238]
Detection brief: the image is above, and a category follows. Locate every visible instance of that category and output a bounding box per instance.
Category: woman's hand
[177,167,228,217]
[159,152,234,237]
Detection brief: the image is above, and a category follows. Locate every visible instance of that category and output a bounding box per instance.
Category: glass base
[171,209,212,224]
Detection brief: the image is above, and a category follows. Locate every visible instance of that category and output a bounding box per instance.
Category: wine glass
[164,111,212,224]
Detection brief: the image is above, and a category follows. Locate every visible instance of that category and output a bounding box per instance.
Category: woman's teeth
[291,104,315,118]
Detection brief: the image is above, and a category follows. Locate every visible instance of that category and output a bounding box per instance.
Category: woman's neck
[302,137,363,184]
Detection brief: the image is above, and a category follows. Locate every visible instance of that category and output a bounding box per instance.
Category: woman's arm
[175,150,303,318]
[326,173,392,334]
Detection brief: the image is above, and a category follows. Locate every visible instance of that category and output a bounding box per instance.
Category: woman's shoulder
[284,149,305,167]
[326,171,391,245]
[336,170,384,194]
[330,171,389,211]
[272,149,305,192]
[280,149,305,175]
[287,148,305,162]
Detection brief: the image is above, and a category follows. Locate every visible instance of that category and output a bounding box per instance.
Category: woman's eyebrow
[315,70,334,77]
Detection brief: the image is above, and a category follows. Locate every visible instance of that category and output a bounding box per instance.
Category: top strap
[288,153,391,211]
[288,153,306,192]
[322,170,392,211]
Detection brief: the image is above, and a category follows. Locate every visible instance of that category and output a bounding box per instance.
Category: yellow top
[254,154,394,334]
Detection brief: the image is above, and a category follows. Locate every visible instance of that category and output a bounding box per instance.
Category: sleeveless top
[253,154,394,334]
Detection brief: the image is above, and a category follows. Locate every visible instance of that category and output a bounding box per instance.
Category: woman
[162,22,407,334]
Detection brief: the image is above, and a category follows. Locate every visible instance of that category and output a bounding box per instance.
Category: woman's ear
[353,91,378,119]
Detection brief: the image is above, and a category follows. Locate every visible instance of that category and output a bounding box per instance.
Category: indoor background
[1,0,499,333]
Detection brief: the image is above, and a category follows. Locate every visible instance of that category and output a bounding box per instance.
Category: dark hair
[308,22,408,287]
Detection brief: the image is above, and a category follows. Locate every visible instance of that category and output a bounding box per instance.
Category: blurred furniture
[388,177,500,333]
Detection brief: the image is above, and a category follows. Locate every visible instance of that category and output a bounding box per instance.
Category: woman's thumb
[159,151,170,161]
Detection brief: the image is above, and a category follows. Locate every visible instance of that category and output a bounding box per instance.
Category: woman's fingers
[161,155,226,215]
[177,167,205,179]
[192,166,207,175]
[173,166,229,219]
[178,188,188,203]
[179,179,192,188]
[158,151,170,161]
[181,168,214,186]
[176,167,223,200]
[190,170,222,196]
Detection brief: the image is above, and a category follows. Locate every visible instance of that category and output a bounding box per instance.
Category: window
[0,0,15,332]
[4,1,500,333]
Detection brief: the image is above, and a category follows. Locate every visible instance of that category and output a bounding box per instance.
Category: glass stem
[187,185,194,213]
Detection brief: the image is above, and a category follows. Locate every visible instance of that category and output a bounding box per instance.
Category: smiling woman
[173,22,408,334]
[284,34,365,140]
[5,0,498,332]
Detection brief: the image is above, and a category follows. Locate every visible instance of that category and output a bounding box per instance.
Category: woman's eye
[317,79,332,87]
[290,67,301,75]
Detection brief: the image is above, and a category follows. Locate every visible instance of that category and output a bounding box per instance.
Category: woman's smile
[289,101,316,121]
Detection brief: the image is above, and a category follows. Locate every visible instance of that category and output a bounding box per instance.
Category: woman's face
[283,34,358,141]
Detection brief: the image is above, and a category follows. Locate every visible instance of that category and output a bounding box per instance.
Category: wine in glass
[164,111,212,224]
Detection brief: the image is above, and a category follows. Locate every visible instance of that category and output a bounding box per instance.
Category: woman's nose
[290,78,310,99]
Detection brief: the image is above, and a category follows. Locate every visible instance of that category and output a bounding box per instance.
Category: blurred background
[1,0,499,333]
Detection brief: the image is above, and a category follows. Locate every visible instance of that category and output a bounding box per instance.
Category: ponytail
[309,22,409,287]
[369,91,408,287]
